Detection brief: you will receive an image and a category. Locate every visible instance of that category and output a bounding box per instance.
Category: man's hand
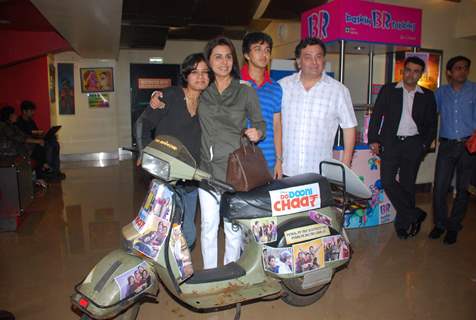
[369,142,380,156]
[244,128,262,142]
[136,158,142,167]
[150,91,166,109]
[274,161,283,179]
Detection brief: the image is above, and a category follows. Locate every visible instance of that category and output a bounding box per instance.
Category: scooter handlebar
[193,168,235,193]
[207,178,235,193]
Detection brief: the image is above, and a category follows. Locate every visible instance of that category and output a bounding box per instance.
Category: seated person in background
[16,100,65,180]
[0,106,48,188]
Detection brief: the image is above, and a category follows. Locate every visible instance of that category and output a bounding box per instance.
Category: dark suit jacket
[368,82,437,150]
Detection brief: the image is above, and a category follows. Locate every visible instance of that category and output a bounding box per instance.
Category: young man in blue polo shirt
[430,56,476,245]
[241,32,283,178]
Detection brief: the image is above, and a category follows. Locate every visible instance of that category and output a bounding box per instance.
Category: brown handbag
[465,131,476,154]
[226,134,273,192]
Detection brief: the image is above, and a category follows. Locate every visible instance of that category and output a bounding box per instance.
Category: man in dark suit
[368,56,437,239]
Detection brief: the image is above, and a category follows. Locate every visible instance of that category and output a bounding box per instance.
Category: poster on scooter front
[114,262,152,300]
[293,238,325,274]
[269,183,321,216]
[262,246,293,275]
[170,225,193,281]
[309,210,332,226]
[323,235,350,262]
[133,217,170,260]
[251,217,278,244]
[132,181,173,233]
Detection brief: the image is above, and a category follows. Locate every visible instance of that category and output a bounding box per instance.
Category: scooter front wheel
[280,281,330,307]
[79,304,140,320]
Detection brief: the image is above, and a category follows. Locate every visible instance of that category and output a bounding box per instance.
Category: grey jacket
[198,79,266,181]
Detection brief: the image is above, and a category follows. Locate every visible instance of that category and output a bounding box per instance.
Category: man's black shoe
[409,210,427,237]
[396,228,409,239]
[443,230,458,245]
[428,226,445,239]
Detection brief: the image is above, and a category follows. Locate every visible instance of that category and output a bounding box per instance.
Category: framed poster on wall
[57,63,75,115]
[80,67,114,93]
[393,49,443,92]
[48,64,56,103]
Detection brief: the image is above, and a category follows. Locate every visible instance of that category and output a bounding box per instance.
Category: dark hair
[295,37,327,59]
[446,55,471,71]
[242,32,273,55]
[0,106,15,122]
[204,36,240,80]
[180,53,211,87]
[404,56,426,71]
[20,100,36,112]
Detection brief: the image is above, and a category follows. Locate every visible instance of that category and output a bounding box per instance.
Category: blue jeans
[179,186,198,248]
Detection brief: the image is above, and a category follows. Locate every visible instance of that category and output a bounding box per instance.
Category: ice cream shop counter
[333,145,396,229]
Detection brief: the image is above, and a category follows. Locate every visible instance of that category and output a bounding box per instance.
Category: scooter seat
[220,173,334,220]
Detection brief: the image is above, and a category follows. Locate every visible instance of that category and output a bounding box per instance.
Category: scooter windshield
[142,135,198,182]
[146,135,196,168]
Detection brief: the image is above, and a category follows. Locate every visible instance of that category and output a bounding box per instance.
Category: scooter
[71,135,371,319]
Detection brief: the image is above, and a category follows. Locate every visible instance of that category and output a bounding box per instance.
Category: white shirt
[395,81,422,136]
[278,71,357,176]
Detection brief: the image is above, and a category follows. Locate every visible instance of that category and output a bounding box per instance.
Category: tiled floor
[1,160,475,320]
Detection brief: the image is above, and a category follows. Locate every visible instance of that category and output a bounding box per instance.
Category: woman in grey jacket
[198,37,266,269]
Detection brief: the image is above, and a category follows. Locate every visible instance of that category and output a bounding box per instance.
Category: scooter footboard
[71,249,159,319]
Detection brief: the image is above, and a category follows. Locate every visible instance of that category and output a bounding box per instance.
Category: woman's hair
[0,106,15,122]
[204,36,241,80]
[180,53,212,87]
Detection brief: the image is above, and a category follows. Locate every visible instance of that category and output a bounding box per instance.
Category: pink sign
[301,0,421,47]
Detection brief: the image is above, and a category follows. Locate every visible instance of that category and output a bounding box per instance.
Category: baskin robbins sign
[301,0,422,47]
[269,183,321,216]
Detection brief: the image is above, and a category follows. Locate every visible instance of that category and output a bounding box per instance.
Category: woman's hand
[244,128,262,143]
[150,91,166,109]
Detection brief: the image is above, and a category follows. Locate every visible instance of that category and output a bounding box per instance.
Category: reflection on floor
[0,160,475,320]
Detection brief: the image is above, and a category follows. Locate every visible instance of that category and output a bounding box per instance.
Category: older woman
[198,37,265,269]
[149,38,266,269]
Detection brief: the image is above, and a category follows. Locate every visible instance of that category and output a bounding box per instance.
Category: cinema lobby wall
[11,0,472,170]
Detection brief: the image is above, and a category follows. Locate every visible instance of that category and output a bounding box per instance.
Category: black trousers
[432,139,475,231]
[380,136,425,230]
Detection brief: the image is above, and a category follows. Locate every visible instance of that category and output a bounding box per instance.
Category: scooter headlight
[141,152,170,180]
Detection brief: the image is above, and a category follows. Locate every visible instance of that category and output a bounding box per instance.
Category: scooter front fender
[71,249,159,319]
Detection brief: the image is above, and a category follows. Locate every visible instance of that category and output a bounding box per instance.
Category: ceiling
[0,0,326,58]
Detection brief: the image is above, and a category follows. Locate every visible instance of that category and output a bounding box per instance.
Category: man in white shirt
[368,56,437,240]
[278,38,357,177]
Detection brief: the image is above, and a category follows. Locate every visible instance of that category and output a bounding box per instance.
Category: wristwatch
[276,156,283,162]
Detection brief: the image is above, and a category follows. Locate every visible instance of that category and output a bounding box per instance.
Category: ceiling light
[149,57,164,64]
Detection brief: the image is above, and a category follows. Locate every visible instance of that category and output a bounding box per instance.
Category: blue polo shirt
[241,65,283,169]
[435,80,476,139]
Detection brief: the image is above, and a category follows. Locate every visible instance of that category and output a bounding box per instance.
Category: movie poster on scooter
[269,183,321,216]
[284,224,330,245]
[293,239,325,275]
[323,235,350,263]
[132,182,173,232]
[309,210,332,226]
[114,262,152,300]
[170,225,193,281]
[132,217,170,260]
[262,246,293,275]
[250,217,278,244]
